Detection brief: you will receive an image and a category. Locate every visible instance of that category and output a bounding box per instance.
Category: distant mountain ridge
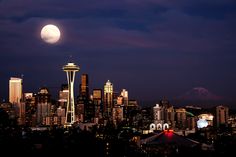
[173,87,224,108]
[177,87,222,101]
[139,87,236,109]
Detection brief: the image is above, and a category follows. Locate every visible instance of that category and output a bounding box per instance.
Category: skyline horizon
[1,0,236,107]
[1,71,235,108]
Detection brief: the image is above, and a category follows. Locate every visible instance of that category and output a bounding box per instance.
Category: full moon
[40,24,61,44]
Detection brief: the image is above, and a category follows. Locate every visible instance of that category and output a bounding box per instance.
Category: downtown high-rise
[104,80,113,117]
[9,77,22,104]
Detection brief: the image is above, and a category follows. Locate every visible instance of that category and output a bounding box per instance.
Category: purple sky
[0,0,236,105]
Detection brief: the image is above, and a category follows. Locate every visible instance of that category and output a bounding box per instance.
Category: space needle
[63,62,80,127]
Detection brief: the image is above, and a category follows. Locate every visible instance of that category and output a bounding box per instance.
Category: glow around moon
[40,24,61,44]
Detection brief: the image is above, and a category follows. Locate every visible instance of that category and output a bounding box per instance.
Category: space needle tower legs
[63,62,80,127]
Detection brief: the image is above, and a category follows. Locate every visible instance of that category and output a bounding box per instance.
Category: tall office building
[112,106,123,124]
[120,89,128,119]
[160,99,175,128]
[93,89,102,120]
[153,104,162,124]
[121,89,128,106]
[15,102,25,125]
[58,84,68,108]
[57,106,66,117]
[186,116,196,130]
[36,87,51,125]
[80,74,89,99]
[216,105,229,127]
[117,96,124,105]
[24,93,36,126]
[57,106,66,125]
[175,108,187,129]
[9,77,22,104]
[104,80,113,116]
[78,74,94,122]
[63,62,80,127]
[76,103,84,122]
[112,91,119,106]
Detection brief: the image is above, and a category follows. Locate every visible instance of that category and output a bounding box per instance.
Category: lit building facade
[36,87,51,125]
[76,103,84,122]
[58,84,68,108]
[17,102,26,125]
[153,104,162,124]
[216,105,229,127]
[104,80,113,117]
[175,108,187,129]
[160,99,175,128]
[121,89,128,106]
[57,106,66,125]
[112,106,123,124]
[117,96,123,105]
[112,91,119,106]
[186,116,196,130]
[151,100,175,129]
[24,93,36,126]
[78,74,94,122]
[57,106,66,117]
[93,89,102,121]
[9,77,22,104]
[80,74,89,99]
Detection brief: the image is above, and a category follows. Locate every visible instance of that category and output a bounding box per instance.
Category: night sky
[1,0,236,105]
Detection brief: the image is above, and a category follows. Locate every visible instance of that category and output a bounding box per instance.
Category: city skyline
[0,0,236,106]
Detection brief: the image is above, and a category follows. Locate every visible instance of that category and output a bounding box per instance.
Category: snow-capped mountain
[177,87,222,101]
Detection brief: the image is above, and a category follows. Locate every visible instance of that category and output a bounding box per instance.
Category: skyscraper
[121,89,128,106]
[58,84,68,108]
[36,87,51,125]
[63,62,80,127]
[104,80,113,116]
[175,108,187,129]
[153,104,162,124]
[80,74,89,99]
[216,105,229,127]
[24,93,36,126]
[116,96,124,105]
[160,99,175,128]
[112,106,123,124]
[78,74,94,122]
[9,77,22,104]
[93,89,102,121]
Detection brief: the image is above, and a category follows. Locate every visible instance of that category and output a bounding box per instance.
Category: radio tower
[63,62,80,127]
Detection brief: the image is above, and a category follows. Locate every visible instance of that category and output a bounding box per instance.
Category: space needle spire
[63,62,80,127]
